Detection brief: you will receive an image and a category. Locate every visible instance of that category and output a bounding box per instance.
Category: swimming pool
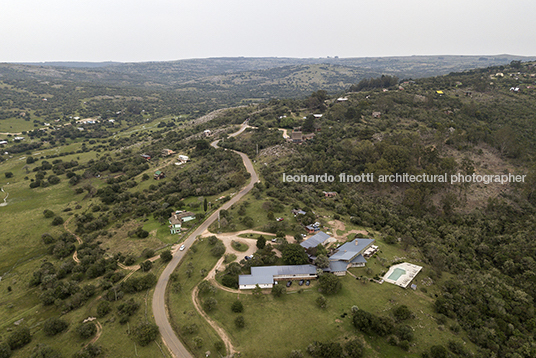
[387,268,406,281]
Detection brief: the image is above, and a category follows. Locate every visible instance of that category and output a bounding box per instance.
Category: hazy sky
[1,0,535,62]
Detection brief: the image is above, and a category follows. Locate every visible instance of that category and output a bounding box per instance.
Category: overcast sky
[1,0,535,63]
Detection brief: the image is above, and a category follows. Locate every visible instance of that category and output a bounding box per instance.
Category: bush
[231,300,244,313]
[142,248,154,258]
[315,296,327,309]
[345,339,364,358]
[43,317,69,336]
[210,243,225,257]
[30,344,62,358]
[96,301,112,318]
[271,283,286,298]
[234,315,245,329]
[132,322,159,346]
[4,172,13,178]
[160,250,173,262]
[51,216,64,226]
[72,344,102,358]
[76,322,97,339]
[203,297,218,312]
[393,305,413,322]
[140,260,152,272]
[0,342,11,358]
[7,327,31,350]
[318,273,342,295]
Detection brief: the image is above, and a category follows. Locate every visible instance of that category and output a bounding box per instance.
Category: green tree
[282,244,309,265]
[256,236,266,250]
[30,344,62,358]
[51,216,64,226]
[314,254,330,269]
[204,197,208,212]
[234,315,245,329]
[0,342,10,358]
[140,260,152,272]
[203,297,218,312]
[344,339,364,358]
[43,317,69,336]
[7,327,31,350]
[5,172,13,178]
[76,322,97,339]
[271,283,286,297]
[316,296,327,309]
[160,250,173,262]
[231,300,244,313]
[97,301,112,318]
[318,273,342,295]
[252,284,263,297]
[132,322,159,346]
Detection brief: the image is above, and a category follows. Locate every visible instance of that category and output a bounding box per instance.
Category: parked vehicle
[299,280,304,286]
[286,281,292,287]
[305,280,310,286]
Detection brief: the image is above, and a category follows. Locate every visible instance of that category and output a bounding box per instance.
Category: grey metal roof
[350,254,367,264]
[328,261,349,272]
[329,239,375,262]
[239,265,317,286]
[300,231,331,249]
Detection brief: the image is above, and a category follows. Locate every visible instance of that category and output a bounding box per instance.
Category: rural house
[326,238,377,276]
[168,213,182,234]
[154,171,165,180]
[238,265,317,290]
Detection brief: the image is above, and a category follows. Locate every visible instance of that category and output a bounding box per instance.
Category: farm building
[300,231,333,250]
[239,265,317,290]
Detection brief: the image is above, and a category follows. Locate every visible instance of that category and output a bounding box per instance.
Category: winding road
[152,122,259,358]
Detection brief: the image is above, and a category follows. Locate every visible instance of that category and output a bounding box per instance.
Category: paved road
[152,122,259,358]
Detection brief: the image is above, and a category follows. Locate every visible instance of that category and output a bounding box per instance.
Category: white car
[179,245,185,251]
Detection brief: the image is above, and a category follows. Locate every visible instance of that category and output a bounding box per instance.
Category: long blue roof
[239,265,317,286]
[329,239,375,262]
[300,231,331,249]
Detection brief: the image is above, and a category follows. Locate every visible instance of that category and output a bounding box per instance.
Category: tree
[160,250,173,262]
[234,315,245,329]
[140,260,152,272]
[210,243,225,257]
[252,284,263,297]
[76,322,97,339]
[7,327,31,350]
[26,156,35,164]
[5,172,13,178]
[204,197,208,212]
[314,255,330,269]
[132,322,159,346]
[344,339,364,358]
[282,244,309,265]
[271,283,286,298]
[43,209,55,218]
[51,216,64,226]
[203,297,218,312]
[43,317,69,336]
[73,344,102,358]
[30,344,62,358]
[96,301,112,317]
[256,236,266,250]
[0,342,10,358]
[318,273,341,295]
[316,296,327,309]
[393,305,413,322]
[231,300,243,313]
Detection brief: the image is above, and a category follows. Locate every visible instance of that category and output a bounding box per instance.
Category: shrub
[132,322,159,346]
[0,342,10,358]
[96,301,112,318]
[318,273,342,295]
[76,322,97,339]
[43,317,69,336]
[30,344,62,358]
[203,297,218,312]
[7,327,31,350]
[271,283,286,298]
[316,296,327,309]
[234,315,245,329]
[210,243,225,257]
[231,300,243,313]
[4,172,13,178]
[160,250,173,262]
[51,216,64,226]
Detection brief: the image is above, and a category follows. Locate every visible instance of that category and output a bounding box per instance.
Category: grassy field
[166,239,226,357]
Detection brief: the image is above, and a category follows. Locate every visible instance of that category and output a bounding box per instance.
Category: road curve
[153,122,259,358]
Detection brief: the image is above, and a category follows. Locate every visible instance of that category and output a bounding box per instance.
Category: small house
[300,231,332,250]
[323,191,337,198]
[0,140,8,145]
[372,111,381,118]
[178,155,189,162]
[291,209,306,216]
[175,210,196,222]
[291,131,303,143]
[141,154,151,161]
[168,213,182,234]
[203,129,212,137]
[154,171,165,180]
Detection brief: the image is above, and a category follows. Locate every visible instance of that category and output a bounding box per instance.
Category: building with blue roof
[238,265,317,290]
[326,238,376,276]
[300,231,332,250]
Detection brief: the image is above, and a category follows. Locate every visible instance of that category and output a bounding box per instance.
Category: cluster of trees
[349,75,399,92]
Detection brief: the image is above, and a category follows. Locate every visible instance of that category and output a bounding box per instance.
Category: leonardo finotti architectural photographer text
[282,172,526,185]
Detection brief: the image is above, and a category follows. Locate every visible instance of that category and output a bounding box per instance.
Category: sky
[1,0,535,63]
